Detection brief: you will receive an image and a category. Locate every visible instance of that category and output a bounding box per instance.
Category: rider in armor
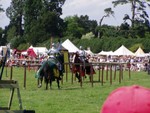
[78,46,86,69]
[48,43,64,77]
[78,46,86,62]
[48,43,60,58]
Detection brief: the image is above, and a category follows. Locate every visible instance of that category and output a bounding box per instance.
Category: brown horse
[36,55,64,90]
[71,52,95,82]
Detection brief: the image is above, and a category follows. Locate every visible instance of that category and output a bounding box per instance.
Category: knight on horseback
[48,43,64,78]
[72,46,95,82]
[78,46,87,68]
[36,43,64,89]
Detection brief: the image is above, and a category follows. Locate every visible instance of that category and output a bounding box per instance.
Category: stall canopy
[85,47,94,56]
[27,48,37,57]
[28,45,48,55]
[98,50,113,56]
[113,45,134,56]
[62,39,79,53]
[135,47,146,57]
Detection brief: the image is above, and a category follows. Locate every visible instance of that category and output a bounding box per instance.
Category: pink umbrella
[101,85,150,113]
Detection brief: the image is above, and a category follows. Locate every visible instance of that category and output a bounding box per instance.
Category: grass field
[0,66,150,113]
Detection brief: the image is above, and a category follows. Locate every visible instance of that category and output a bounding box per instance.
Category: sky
[0,0,149,29]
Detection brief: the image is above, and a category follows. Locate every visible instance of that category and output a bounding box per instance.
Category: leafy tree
[99,8,114,27]
[64,15,97,38]
[0,4,4,12]
[98,8,114,38]
[78,15,97,35]
[24,0,44,45]
[24,0,65,45]
[0,28,6,45]
[112,0,150,28]
[64,15,84,38]
[6,0,24,37]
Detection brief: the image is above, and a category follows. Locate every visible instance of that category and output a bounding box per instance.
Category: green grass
[1,67,150,113]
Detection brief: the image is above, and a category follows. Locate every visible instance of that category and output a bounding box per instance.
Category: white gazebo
[135,47,146,57]
[113,45,134,56]
[62,39,79,53]
[98,50,114,56]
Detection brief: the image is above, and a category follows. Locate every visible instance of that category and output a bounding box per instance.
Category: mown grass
[0,67,150,113]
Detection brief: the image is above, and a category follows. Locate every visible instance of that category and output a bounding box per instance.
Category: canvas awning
[113,45,134,56]
[62,39,79,53]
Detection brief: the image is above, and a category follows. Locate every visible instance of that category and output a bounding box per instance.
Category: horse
[71,52,95,82]
[36,54,64,90]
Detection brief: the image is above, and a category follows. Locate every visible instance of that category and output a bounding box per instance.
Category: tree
[112,0,150,28]
[6,0,24,37]
[24,0,43,44]
[99,8,114,27]
[98,8,114,38]
[24,0,66,45]
[78,15,97,35]
[0,28,6,46]
[64,15,97,38]
[64,15,84,38]
[0,4,4,12]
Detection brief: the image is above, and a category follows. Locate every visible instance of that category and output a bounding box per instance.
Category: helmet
[52,43,55,46]
[79,46,83,50]
[48,43,60,56]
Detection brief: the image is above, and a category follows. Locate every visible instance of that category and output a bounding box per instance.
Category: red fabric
[101,85,150,113]
[71,53,96,76]
[27,48,36,58]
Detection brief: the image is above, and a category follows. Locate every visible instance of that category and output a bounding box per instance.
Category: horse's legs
[38,77,43,88]
[49,79,52,89]
[45,81,48,90]
[89,75,92,82]
[56,78,60,89]
[75,72,81,82]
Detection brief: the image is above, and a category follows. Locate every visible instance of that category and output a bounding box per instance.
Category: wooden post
[114,65,116,80]
[119,64,121,84]
[110,64,112,85]
[90,65,93,87]
[101,65,104,86]
[0,80,23,110]
[24,66,26,89]
[129,66,131,79]
[80,65,82,87]
[10,66,13,80]
[71,70,74,84]
[5,66,7,77]
[121,64,123,80]
[65,63,68,82]
[8,88,15,110]
[106,65,108,81]
[98,63,101,82]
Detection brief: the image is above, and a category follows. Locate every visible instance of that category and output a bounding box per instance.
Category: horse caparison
[38,60,62,90]
[71,53,96,82]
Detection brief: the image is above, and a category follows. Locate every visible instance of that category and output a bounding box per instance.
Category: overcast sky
[0,0,149,29]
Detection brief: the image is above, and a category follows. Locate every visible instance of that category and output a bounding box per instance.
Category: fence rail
[5,61,130,89]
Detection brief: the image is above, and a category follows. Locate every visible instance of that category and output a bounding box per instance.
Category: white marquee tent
[28,45,48,55]
[135,47,147,57]
[85,47,94,56]
[113,45,134,56]
[62,39,79,53]
[98,50,113,56]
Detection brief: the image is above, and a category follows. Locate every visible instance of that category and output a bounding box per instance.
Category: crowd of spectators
[0,47,149,73]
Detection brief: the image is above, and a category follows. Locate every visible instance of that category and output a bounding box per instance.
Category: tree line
[0,0,150,53]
